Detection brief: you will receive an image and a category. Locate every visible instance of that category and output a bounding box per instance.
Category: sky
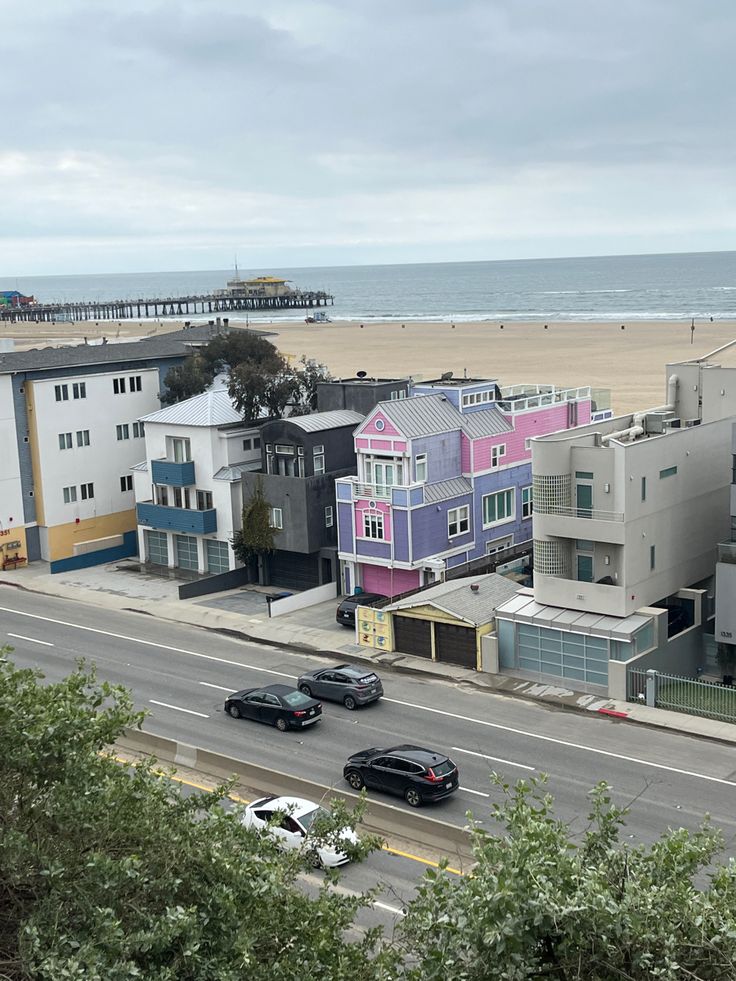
[2,0,736,275]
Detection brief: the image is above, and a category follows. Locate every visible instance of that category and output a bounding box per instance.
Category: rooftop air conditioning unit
[664,418,682,430]
[685,418,702,428]
[645,411,674,435]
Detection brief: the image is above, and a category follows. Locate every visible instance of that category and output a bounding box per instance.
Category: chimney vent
[470,583,480,592]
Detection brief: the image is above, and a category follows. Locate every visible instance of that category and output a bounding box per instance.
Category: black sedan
[343,744,459,807]
[297,663,383,709]
[224,684,322,732]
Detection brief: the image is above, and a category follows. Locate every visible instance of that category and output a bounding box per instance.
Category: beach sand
[4,317,735,415]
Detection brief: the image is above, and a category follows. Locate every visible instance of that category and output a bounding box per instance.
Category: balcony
[151,458,195,487]
[137,501,216,534]
[533,504,625,545]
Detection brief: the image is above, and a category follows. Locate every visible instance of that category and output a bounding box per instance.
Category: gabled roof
[213,461,261,481]
[286,409,364,432]
[360,394,513,440]
[423,477,473,503]
[140,390,243,427]
[385,573,522,627]
[461,408,514,437]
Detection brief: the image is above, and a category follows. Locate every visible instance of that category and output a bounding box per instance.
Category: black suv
[343,744,459,807]
[336,592,387,627]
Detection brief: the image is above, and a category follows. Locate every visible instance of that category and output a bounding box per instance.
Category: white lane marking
[200,681,233,692]
[373,900,405,916]
[3,603,735,790]
[452,746,535,772]
[8,632,54,647]
[460,787,491,798]
[382,697,736,788]
[149,699,209,718]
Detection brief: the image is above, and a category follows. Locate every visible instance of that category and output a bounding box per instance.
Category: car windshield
[282,690,313,708]
[431,759,455,777]
[298,805,332,832]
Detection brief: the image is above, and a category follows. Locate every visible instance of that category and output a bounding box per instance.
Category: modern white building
[133,390,261,576]
[495,365,735,694]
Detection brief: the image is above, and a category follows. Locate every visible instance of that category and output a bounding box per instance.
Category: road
[3,585,736,928]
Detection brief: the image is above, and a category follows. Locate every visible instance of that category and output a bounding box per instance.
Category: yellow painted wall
[47,509,137,561]
[0,526,28,569]
[24,383,45,526]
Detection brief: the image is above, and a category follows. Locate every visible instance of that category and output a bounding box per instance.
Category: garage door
[268,550,320,591]
[435,622,477,668]
[393,615,432,659]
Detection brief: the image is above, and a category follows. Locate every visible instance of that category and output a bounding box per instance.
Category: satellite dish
[440,370,454,381]
[356,370,368,379]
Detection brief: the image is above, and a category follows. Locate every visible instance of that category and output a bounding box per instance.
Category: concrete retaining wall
[269,581,337,618]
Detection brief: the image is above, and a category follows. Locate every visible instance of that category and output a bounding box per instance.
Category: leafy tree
[160,354,213,405]
[289,356,333,415]
[232,477,277,583]
[400,775,736,981]
[0,648,393,981]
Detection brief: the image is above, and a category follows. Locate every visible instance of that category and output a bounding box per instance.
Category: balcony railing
[137,501,217,535]
[151,458,196,487]
[496,385,591,413]
[534,504,624,522]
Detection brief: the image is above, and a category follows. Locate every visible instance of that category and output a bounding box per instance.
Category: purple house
[336,376,600,598]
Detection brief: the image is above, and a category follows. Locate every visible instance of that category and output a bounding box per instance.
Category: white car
[240,794,359,868]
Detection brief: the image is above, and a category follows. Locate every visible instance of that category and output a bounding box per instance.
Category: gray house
[317,375,411,414]
[241,410,363,590]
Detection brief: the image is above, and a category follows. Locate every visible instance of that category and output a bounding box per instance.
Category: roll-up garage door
[268,550,320,591]
[435,622,477,668]
[393,615,432,659]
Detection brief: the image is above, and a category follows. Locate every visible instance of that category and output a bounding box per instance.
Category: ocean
[5,251,736,324]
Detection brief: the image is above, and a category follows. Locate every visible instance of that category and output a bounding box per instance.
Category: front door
[577,554,594,582]
[576,483,593,517]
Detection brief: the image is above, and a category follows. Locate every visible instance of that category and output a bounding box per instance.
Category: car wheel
[345,769,364,791]
[275,716,289,732]
[227,703,241,719]
[308,848,322,869]
[404,787,422,808]
[343,694,357,711]
[299,684,312,697]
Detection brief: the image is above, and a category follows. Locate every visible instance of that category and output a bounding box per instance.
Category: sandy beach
[4,317,735,415]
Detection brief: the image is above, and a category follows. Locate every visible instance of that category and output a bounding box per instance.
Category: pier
[0,289,334,323]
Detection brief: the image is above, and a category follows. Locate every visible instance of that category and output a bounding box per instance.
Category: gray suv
[297,663,383,710]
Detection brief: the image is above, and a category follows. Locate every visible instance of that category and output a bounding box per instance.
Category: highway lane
[3,586,736,861]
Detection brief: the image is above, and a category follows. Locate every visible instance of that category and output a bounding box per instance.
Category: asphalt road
[4,584,736,928]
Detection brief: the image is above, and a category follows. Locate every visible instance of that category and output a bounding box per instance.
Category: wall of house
[410,431,462,483]
[410,493,474,560]
[0,376,25,535]
[471,463,532,558]
[317,380,409,414]
[259,419,358,476]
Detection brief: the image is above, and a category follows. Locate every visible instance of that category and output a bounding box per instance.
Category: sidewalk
[3,560,736,747]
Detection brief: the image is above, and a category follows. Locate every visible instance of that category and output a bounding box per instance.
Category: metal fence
[627,667,736,724]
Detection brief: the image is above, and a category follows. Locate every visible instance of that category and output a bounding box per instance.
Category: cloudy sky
[2,0,735,274]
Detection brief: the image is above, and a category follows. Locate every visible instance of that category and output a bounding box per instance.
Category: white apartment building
[133,390,261,576]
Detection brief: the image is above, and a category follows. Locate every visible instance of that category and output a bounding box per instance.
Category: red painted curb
[598,707,630,718]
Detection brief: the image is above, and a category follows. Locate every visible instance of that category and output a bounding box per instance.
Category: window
[58,432,72,450]
[486,535,513,555]
[72,382,86,399]
[197,490,213,511]
[80,482,94,500]
[521,485,533,519]
[116,424,130,440]
[129,375,142,392]
[575,471,594,480]
[113,377,126,395]
[269,507,283,530]
[659,466,678,479]
[120,475,133,492]
[275,443,294,454]
[448,505,470,538]
[462,390,494,407]
[155,486,169,506]
[650,544,656,570]
[297,445,304,456]
[132,421,145,438]
[525,438,532,451]
[325,505,334,527]
[253,437,261,449]
[491,443,506,468]
[483,488,515,526]
[415,453,427,483]
[363,510,384,539]
[363,456,403,494]
[55,384,69,402]
[173,487,183,508]
[170,437,191,462]
[390,390,400,400]
[266,443,273,452]
[313,444,325,476]
[76,429,90,447]
[242,438,252,451]
[641,476,647,501]
[62,485,77,504]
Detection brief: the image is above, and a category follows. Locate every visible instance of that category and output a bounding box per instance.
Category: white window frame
[313,444,326,476]
[170,436,191,462]
[113,377,126,395]
[116,424,130,441]
[62,485,77,504]
[415,453,427,483]
[120,475,133,492]
[72,382,86,400]
[269,507,283,530]
[491,443,506,468]
[76,429,90,447]
[275,443,294,454]
[486,535,513,555]
[325,505,334,528]
[129,375,142,392]
[58,432,72,450]
[197,490,213,511]
[521,485,533,519]
[80,482,94,501]
[132,421,145,438]
[482,488,515,528]
[363,510,384,540]
[448,505,470,538]
[55,384,69,402]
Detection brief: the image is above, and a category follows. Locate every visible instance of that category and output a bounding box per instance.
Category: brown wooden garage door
[435,622,477,668]
[393,615,432,659]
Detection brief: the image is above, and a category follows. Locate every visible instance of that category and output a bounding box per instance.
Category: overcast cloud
[2,0,735,274]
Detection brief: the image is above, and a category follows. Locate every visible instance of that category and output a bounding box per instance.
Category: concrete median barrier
[115,727,474,866]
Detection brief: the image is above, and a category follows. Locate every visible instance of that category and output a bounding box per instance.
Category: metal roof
[386,573,522,627]
[461,407,514,437]
[130,460,148,472]
[364,394,513,440]
[286,409,364,432]
[494,593,654,639]
[140,390,244,427]
[0,334,194,375]
[213,460,261,481]
[423,477,473,503]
